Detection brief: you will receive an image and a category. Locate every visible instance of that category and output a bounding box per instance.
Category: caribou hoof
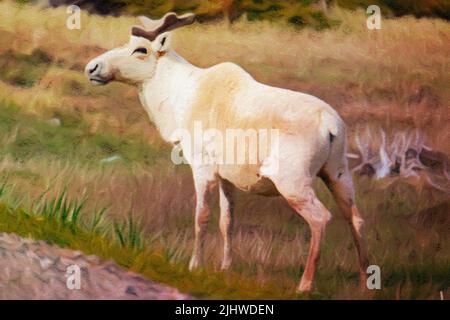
[189,256,201,271]
[220,259,232,271]
[296,280,313,293]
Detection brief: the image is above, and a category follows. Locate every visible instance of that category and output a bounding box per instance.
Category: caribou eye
[132,47,148,55]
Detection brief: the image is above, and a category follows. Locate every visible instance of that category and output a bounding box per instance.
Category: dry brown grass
[1,2,448,153]
[1,152,448,299]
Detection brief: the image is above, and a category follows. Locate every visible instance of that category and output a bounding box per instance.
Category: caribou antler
[131,12,195,42]
[350,127,449,192]
[352,127,377,174]
[376,129,391,178]
[354,128,371,163]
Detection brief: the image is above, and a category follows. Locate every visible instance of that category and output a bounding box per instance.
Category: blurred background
[44,0,450,22]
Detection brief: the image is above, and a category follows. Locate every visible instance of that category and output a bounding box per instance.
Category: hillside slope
[0,232,192,299]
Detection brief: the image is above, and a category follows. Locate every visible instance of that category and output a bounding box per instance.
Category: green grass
[0,49,51,87]
[0,175,447,300]
[0,188,297,300]
[0,99,165,165]
[37,189,84,228]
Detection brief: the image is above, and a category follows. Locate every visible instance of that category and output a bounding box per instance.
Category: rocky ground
[0,233,192,300]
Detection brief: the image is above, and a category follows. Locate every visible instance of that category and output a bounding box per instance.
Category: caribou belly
[218,164,280,196]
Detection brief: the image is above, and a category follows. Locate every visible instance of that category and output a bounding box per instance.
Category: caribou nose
[85,60,102,76]
[88,63,98,74]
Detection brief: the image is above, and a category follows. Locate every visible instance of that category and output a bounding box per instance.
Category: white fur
[85,15,369,292]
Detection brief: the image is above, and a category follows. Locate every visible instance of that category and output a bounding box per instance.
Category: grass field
[0,1,448,299]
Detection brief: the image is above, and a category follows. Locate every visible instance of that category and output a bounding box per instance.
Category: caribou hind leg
[284,185,332,292]
[320,123,369,289]
[270,170,332,292]
[320,165,369,289]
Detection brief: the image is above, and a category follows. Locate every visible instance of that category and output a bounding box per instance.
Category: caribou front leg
[219,179,234,270]
[189,169,216,271]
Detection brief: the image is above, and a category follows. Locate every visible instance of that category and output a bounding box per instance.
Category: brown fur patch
[156,51,167,59]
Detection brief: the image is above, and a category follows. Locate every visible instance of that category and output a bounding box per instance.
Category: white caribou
[85,12,369,292]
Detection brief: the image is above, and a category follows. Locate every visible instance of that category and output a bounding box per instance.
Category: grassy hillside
[0,1,448,299]
[2,2,449,153]
[0,194,293,299]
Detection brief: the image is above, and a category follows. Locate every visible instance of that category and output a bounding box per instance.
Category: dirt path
[0,233,192,299]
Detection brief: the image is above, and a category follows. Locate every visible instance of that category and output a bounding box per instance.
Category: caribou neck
[138,50,202,143]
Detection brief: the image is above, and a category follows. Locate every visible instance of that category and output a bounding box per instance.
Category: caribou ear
[151,32,172,55]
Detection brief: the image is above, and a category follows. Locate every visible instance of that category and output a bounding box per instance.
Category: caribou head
[85,12,195,85]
